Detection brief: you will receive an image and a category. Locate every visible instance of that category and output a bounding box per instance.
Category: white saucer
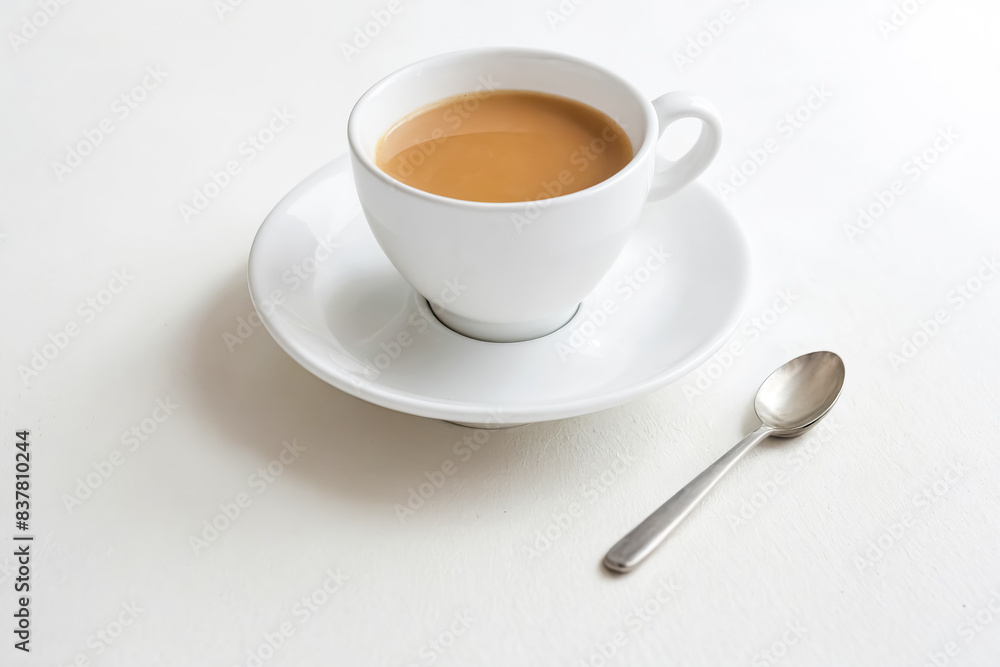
[248,156,751,426]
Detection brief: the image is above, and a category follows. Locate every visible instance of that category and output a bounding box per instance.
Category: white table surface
[3,0,1000,665]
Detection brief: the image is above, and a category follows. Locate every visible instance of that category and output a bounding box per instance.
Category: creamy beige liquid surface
[375,90,633,203]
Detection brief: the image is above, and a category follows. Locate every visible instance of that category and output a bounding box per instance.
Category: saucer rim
[248,157,752,424]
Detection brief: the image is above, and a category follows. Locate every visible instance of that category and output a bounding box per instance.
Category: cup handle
[648,92,723,201]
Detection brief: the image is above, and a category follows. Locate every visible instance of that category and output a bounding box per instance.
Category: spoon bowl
[755,350,845,435]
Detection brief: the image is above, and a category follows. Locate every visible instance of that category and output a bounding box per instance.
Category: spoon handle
[604,424,774,573]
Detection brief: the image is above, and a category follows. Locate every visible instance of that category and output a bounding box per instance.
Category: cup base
[429,301,579,343]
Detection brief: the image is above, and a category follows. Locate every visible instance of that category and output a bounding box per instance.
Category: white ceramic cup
[348,47,722,343]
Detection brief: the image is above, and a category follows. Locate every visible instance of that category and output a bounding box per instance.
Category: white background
[3,0,1000,665]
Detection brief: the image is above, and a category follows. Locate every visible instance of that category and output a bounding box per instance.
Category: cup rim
[346,46,658,209]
